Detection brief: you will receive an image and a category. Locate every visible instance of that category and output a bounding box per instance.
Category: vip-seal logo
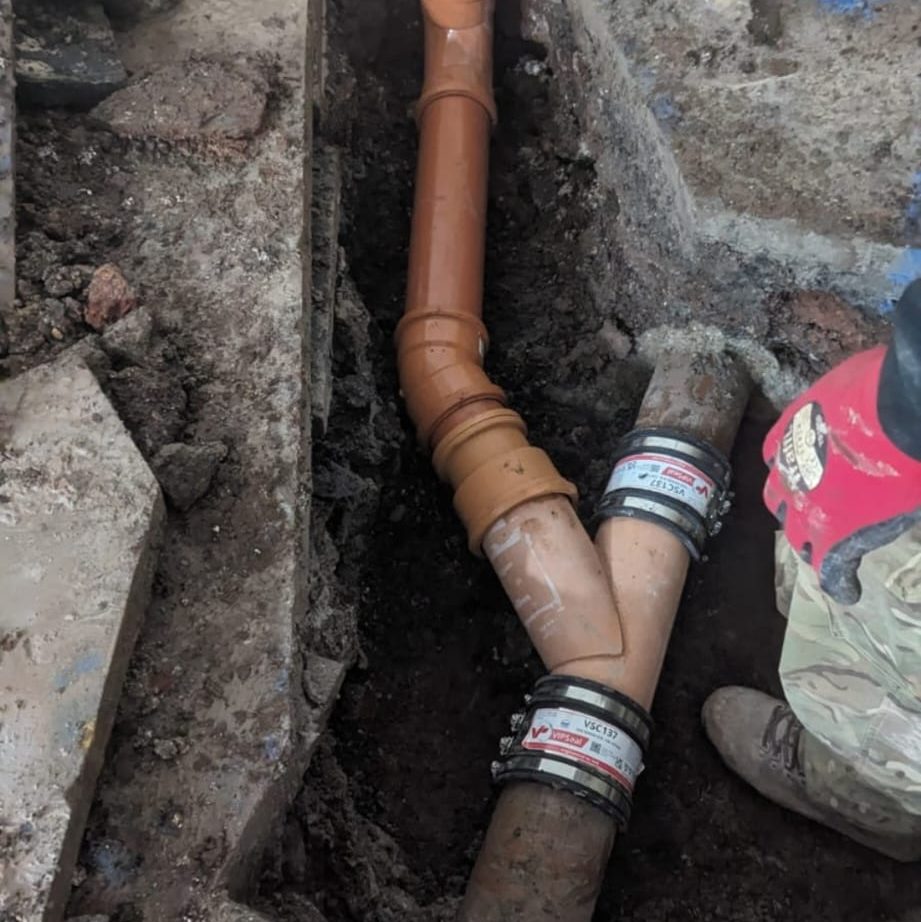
[779,402,828,492]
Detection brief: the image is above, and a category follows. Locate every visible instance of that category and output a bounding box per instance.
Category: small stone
[42,265,82,298]
[17,279,39,301]
[598,319,632,360]
[151,441,228,511]
[90,61,268,144]
[152,738,179,761]
[40,298,77,343]
[101,306,154,366]
[84,264,137,332]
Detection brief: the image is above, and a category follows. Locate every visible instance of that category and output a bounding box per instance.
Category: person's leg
[774,532,798,620]
[704,530,921,859]
[801,731,921,855]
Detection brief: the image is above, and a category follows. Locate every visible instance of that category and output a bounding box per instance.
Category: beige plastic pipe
[398,0,625,673]
[458,352,751,922]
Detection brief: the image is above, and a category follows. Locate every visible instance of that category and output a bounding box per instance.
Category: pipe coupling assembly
[596,426,732,559]
[491,675,652,830]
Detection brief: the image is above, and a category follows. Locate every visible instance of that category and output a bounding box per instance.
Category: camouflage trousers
[777,529,921,837]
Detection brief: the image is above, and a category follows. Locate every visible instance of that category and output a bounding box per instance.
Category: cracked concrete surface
[0,361,164,922]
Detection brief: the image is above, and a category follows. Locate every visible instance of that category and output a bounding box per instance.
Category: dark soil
[6,2,912,921]
[266,2,921,922]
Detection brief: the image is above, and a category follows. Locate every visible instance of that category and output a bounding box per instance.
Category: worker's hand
[762,280,921,604]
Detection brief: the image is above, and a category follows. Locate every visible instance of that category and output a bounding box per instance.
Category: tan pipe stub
[433,409,578,554]
[418,1,497,124]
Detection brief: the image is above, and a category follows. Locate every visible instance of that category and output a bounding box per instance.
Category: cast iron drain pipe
[397,3,751,920]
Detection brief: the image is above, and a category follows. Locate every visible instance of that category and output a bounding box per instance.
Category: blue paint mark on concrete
[905,171,921,242]
[818,0,890,16]
[87,839,138,888]
[651,95,680,128]
[273,667,289,693]
[52,650,104,692]
[882,247,921,313]
[263,734,282,761]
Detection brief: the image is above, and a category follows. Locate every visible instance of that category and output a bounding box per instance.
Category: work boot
[702,686,921,861]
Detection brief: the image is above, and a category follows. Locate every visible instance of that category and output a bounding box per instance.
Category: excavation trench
[259,2,921,921]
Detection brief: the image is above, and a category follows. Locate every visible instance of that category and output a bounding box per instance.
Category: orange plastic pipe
[397,0,624,670]
[458,353,751,922]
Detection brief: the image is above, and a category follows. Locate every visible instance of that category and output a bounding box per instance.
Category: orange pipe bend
[397,0,624,669]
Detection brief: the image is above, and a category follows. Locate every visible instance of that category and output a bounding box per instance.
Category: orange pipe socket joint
[397,0,576,556]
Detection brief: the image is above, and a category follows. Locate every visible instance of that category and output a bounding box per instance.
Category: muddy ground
[5,0,920,920]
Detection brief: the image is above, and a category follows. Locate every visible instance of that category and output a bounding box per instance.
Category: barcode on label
[590,742,602,754]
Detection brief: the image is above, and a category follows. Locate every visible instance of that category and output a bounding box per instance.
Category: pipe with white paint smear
[458,351,750,922]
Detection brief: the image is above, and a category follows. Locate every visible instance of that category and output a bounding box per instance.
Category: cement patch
[0,361,164,922]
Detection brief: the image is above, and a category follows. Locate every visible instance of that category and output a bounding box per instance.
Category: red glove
[763,279,921,604]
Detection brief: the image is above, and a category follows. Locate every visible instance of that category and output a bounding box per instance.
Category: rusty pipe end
[432,408,578,554]
[635,351,751,456]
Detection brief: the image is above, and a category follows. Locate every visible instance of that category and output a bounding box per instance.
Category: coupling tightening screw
[490,760,502,780]
[523,693,533,705]
[499,736,514,756]
[509,713,526,732]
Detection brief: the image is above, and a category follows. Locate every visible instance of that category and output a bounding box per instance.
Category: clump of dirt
[269,2,921,921]
[3,112,130,375]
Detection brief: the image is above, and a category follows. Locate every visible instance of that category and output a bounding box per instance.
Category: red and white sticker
[606,452,715,517]
[522,706,643,792]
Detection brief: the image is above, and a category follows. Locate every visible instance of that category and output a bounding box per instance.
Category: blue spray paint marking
[263,734,282,762]
[52,650,104,692]
[817,0,890,16]
[905,171,921,241]
[881,248,921,313]
[87,839,138,888]
[651,95,681,128]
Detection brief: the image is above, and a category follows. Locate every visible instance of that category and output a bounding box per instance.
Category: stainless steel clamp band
[491,675,653,830]
[596,426,733,559]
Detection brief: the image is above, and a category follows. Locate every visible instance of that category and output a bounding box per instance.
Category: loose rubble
[84,263,137,331]
[90,61,269,145]
[151,440,228,511]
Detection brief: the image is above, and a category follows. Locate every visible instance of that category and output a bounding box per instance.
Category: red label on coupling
[522,706,643,792]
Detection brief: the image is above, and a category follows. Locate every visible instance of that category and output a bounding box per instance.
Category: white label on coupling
[522,706,643,792]
[606,452,715,517]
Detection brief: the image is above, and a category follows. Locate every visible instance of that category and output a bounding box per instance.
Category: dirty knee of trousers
[801,732,921,842]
